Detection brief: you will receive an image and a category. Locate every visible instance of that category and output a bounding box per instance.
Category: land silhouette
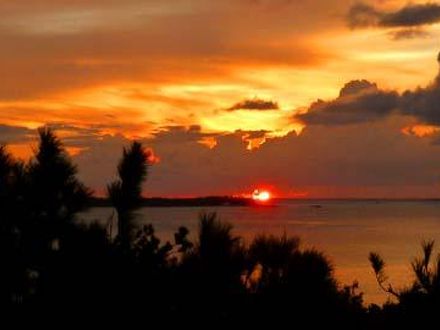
[1,127,439,328]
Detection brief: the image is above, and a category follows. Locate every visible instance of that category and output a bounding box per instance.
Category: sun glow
[252,189,271,202]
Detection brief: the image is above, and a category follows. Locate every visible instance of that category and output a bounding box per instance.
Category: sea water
[79,200,440,305]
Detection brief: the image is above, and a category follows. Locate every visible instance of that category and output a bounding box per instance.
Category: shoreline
[88,196,440,208]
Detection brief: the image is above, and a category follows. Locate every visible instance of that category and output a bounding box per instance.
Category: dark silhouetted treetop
[27,127,91,221]
[108,141,151,248]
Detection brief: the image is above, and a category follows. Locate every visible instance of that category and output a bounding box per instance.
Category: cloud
[347,3,381,28]
[348,2,440,28]
[380,3,440,28]
[298,53,440,128]
[227,98,279,111]
[297,80,399,125]
[70,115,440,198]
[400,75,440,125]
[3,114,440,198]
[388,28,430,40]
[0,124,34,144]
[348,2,440,39]
[0,0,338,101]
[2,0,440,198]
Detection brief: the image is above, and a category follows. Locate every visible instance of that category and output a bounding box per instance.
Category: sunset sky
[3,0,440,197]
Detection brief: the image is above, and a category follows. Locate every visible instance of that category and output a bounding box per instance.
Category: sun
[252,189,271,202]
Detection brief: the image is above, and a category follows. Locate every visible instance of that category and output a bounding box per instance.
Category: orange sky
[3,0,440,197]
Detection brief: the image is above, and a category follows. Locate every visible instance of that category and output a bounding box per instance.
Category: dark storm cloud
[297,80,399,125]
[400,76,440,125]
[380,3,440,28]
[297,54,440,127]
[227,98,279,111]
[348,2,440,35]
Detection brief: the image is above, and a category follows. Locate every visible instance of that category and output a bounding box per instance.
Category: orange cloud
[3,0,440,197]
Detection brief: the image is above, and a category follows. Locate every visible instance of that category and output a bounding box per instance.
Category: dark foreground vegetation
[0,128,439,328]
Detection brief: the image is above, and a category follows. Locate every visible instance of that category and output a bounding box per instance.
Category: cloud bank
[298,53,440,127]
[348,2,440,28]
[297,80,399,125]
[348,2,440,40]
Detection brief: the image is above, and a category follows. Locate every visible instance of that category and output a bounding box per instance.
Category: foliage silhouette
[28,127,91,222]
[0,146,26,304]
[244,233,364,328]
[246,233,300,291]
[369,240,440,328]
[23,128,91,300]
[108,141,150,249]
[0,128,92,305]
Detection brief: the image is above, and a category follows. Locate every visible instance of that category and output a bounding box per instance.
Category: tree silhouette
[0,146,13,194]
[369,252,399,298]
[0,145,17,226]
[108,141,150,249]
[1,128,92,305]
[369,240,440,328]
[26,127,91,244]
[246,233,300,291]
[0,146,23,304]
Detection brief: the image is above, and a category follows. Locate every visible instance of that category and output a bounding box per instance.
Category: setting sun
[252,189,271,202]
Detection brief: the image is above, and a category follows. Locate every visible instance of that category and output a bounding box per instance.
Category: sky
[3,0,440,198]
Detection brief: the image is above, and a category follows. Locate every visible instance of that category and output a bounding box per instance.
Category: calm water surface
[80,200,440,305]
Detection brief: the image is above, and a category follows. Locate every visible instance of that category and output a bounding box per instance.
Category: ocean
[79,199,440,305]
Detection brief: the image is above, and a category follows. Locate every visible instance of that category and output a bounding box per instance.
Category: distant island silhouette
[89,196,259,207]
[90,197,440,208]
